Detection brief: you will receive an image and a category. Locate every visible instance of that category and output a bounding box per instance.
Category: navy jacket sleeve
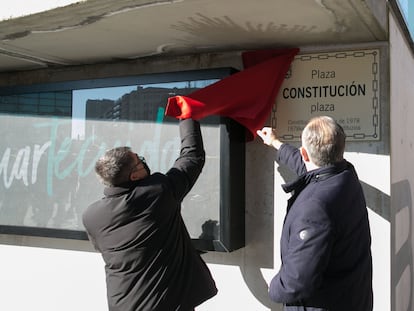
[269,199,334,303]
[165,118,205,202]
[276,144,307,176]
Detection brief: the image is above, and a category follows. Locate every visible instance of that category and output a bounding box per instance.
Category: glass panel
[0,79,221,240]
[0,92,72,117]
[396,0,414,41]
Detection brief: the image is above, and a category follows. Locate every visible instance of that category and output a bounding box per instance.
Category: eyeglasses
[137,155,146,165]
[131,154,146,173]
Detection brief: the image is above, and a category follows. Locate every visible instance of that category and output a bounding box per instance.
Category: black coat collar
[103,180,140,197]
[282,160,349,194]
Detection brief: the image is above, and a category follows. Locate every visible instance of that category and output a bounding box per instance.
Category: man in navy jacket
[83,119,217,311]
[257,116,373,311]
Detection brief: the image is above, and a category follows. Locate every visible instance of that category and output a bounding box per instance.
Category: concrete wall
[0,45,391,310]
[389,11,414,311]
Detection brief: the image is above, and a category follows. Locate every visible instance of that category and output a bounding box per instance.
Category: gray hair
[301,116,346,167]
[95,146,135,186]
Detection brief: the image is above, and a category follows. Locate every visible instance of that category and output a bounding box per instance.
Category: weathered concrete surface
[0,0,387,73]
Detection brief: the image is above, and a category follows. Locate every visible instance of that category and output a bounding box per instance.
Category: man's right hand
[256,127,283,150]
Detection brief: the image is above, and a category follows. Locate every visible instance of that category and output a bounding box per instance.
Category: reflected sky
[71,81,216,139]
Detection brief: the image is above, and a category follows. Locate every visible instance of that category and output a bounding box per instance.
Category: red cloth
[165,48,299,140]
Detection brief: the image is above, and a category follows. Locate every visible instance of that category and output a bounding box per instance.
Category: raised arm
[257,126,306,176]
[166,119,205,202]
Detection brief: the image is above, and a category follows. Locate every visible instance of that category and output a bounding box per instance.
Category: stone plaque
[273,49,380,141]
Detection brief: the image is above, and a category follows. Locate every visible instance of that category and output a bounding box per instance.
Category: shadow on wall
[391,180,413,311]
[361,181,390,221]
[203,143,279,309]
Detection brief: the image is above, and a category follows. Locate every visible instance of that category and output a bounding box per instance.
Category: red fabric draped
[165,48,299,140]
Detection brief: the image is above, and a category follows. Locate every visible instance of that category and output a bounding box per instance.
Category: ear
[130,171,138,181]
[300,146,310,162]
[130,169,144,181]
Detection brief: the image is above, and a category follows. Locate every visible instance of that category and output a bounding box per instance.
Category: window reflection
[0,78,221,240]
[0,92,71,116]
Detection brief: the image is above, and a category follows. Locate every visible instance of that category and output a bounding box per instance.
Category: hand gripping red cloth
[165,48,299,141]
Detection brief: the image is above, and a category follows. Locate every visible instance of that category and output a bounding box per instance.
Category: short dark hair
[301,116,346,167]
[95,146,135,186]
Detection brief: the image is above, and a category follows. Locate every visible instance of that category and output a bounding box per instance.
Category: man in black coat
[257,116,373,311]
[82,119,217,311]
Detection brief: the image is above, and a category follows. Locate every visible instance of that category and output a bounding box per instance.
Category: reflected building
[0,91,72,117]
[85,86,198,121]
[86,99,115,120]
